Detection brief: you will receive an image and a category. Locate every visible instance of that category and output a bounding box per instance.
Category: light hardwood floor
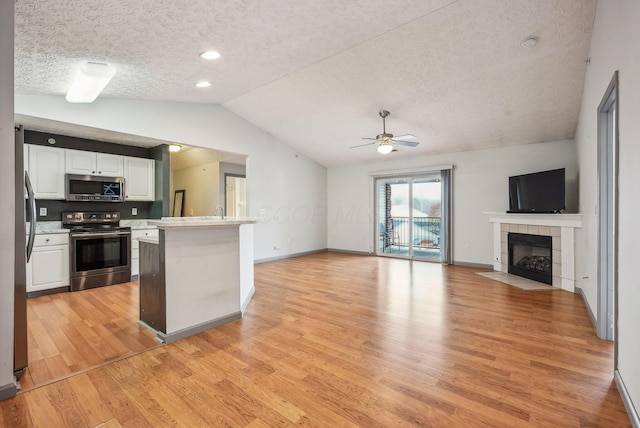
[1,253,631,427]
[20,281,160,391]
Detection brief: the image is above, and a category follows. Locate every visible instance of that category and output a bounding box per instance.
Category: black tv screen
[508,168,565,213]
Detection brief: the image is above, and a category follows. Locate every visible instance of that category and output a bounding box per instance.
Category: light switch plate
[132,207,138,216]
[39,207,47,217]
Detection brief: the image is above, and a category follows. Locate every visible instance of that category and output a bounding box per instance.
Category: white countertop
[120,219,157,229]
[137,236,159,244]
[34,219,156,234]
[33,222,69,234]
[148,217,257,228]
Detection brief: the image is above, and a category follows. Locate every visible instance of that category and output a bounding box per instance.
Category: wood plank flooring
[1,253,631,427]
[20,281,160,391]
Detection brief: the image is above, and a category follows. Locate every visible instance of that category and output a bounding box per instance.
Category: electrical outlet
[273,245,280,251]
[39,207,47,217]
[465,243,471,249]
[132,207,138,216]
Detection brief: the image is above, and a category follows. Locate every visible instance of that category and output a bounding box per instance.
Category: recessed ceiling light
[196,81,212,88]
[200,51,221,60]
[521,36,538,48]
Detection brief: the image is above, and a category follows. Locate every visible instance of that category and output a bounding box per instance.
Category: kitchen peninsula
[139,217,256,343]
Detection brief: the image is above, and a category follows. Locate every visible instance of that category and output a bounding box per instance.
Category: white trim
[492,222,502,270]
[484,212,583,228]
[561,227,576,284]
[486,213,582,292]
[614,370,640,427]
[368,164,453,177]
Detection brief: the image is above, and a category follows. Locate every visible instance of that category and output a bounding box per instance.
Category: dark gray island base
[138,217,256,343]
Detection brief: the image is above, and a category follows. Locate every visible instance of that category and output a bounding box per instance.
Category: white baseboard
[241,286,255,314]
[255,248,328,264]
[0,381,17,401]
[615,370,640,427]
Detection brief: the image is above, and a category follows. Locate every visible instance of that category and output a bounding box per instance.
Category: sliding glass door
[375,170,451,263]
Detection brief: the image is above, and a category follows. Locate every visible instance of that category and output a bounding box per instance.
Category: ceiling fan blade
[394,140,420,147]
[350,141,378,149]
[361,137,379,141]
[393,134,416,140]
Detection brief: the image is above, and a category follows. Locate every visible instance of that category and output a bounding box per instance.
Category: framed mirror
[173,190,185,217]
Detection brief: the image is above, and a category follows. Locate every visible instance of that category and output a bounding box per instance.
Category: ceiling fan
[351,110,420,154]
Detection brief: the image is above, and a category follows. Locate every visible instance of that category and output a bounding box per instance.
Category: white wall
[0,0,15,393]
[574,0,640,419]
[172,161,220,217]
[328,140,577,265]
[14,96,328,260]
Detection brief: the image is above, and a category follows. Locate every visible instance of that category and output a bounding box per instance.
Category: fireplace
[508,233,552,285]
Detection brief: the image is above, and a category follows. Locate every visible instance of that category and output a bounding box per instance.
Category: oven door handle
[72,231,132,239]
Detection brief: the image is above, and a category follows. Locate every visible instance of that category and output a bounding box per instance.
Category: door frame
[372,169,451,263]
[596,71,619,352]
[224,173,246,217]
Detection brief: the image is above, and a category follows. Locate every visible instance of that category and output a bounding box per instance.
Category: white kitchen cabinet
[26,234,70,294]
[131,228,159,277]
[65,149,124,176]
[124,157,155,201]
[27,145,66,199]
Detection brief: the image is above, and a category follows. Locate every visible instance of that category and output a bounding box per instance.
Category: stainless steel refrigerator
[14,125,35,379]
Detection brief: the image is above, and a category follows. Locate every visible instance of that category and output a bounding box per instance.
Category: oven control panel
[63,211,121,226]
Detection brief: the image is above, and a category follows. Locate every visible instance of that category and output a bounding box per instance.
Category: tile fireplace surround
[484,213,583,292]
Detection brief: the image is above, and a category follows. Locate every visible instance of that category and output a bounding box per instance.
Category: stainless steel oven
[64,211,131,291]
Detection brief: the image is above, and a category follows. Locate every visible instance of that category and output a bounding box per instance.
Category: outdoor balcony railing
[382,216,441,250]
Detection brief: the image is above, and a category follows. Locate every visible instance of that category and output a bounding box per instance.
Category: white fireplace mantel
[484,212,583,292]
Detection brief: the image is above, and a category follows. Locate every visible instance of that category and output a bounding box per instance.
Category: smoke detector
[521,37,538,48]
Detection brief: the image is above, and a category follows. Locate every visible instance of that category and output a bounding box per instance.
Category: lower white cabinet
[26,234,70,294]
[131,228,159,277]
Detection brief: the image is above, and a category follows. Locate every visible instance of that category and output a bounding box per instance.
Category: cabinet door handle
[45,238,50,242]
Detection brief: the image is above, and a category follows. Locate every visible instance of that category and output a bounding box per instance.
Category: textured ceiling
[15,0,596,167]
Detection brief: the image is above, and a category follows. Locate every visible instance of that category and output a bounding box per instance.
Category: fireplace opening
[508,233,552,285]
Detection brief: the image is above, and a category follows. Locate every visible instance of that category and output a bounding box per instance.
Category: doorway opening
[374,170,452,263]
[597,71,618,344]
[225,174,247,217]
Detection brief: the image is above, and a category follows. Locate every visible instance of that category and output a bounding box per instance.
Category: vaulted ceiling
[15,0,596,167]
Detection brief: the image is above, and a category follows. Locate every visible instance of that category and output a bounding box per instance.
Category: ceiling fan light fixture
[65,62,116,103]
[196,81,212,88]
[377,144,393,155]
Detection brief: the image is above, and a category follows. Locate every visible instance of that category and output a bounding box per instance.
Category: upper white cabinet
[27,145,66,199]
[65,149,124,176]
[25,144,155,201]
[124,157,155,201]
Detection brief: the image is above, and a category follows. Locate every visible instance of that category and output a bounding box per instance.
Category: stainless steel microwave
[66,174,125,202]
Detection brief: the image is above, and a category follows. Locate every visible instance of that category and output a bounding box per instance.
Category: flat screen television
[508,168,565,213]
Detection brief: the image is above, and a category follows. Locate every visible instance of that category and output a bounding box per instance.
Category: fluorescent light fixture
[377,144,393,154]
[200,50,221,60]
[196,81,212,88]
[65,62,116,103]
[169,144,182,152]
